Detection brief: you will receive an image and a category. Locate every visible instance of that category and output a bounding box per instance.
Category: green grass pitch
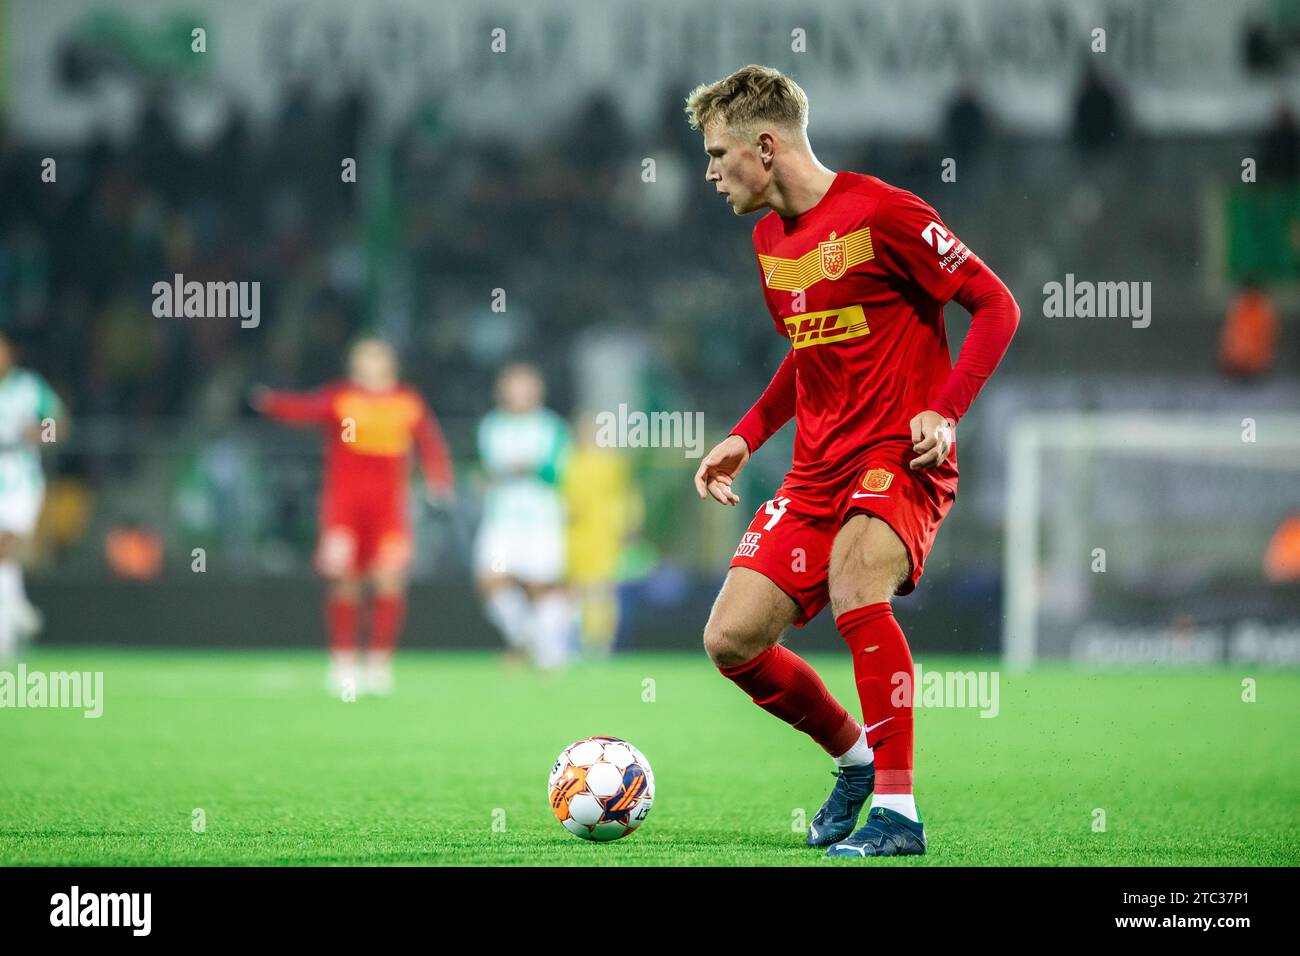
[2,648,1297,866]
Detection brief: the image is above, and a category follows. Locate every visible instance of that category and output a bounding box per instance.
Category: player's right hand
[694,434,750,506]
[247,385,271,413]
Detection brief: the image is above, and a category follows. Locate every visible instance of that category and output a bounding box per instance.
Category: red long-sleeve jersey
[730,172,1019,486]
[260,382,453,498]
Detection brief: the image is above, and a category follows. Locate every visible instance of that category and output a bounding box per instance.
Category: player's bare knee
[477,574,510,596]
[331,576,362,600]
[371,571,405,595]
[703,614,770,669]
[701,616,740,667]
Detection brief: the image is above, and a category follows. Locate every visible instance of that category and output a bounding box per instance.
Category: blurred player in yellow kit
[563,415,643,655]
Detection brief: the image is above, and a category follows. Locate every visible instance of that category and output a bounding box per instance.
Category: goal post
[1002,413,1300,669]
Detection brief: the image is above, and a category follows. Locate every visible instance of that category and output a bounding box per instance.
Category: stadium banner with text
[1,0,1266,143]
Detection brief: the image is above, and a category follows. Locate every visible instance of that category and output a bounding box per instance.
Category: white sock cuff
[870,793,919,822]
[832,726,874,767]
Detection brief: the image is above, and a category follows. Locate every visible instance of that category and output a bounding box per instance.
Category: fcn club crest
[819,232,847,280]
[861,468,893,492]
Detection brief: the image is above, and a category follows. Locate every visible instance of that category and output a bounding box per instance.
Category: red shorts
[729,443,957,625]
[316,486,411,576]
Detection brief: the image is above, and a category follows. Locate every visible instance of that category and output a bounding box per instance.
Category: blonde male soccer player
[686,66,1019,857]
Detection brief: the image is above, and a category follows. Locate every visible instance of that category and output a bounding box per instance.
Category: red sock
[327,594,359,654]
[837,603,914,794]
[370,593,406,655]
[718,645,860,757]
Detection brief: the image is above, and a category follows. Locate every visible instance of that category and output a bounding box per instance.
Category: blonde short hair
[684,64,809,137]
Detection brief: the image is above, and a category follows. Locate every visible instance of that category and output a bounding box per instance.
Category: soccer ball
[548,736,655,841]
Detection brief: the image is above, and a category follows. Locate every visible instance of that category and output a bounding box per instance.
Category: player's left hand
[909,410,955,470]
[424,483,455,507]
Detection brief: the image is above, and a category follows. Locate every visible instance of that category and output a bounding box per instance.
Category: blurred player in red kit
[686,66,1020,857]
[252,338,454,696]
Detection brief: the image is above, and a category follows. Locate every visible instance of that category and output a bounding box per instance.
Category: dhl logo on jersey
[784,304,870,350]
[758,226,874,292]
[332,390,423,456]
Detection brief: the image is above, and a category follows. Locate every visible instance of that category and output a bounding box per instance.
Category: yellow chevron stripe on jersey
[783,304,870,349]
[758,227,874,292]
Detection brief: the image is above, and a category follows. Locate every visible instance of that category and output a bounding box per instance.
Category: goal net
[1002,413,1300,668]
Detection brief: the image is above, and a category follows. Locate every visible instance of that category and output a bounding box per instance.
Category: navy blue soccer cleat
[806,763,874,847]
[825,806,927,857]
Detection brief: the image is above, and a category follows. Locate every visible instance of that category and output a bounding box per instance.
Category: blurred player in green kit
[0,332,66,661]
[475,363,574,669]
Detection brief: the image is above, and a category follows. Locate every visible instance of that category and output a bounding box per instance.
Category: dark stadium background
[2,0,1298,657]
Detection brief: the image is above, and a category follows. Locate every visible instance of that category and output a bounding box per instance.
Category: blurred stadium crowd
[6,66,1297,423]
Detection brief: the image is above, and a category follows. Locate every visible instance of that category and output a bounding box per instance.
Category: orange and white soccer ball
[548,736,655,841]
